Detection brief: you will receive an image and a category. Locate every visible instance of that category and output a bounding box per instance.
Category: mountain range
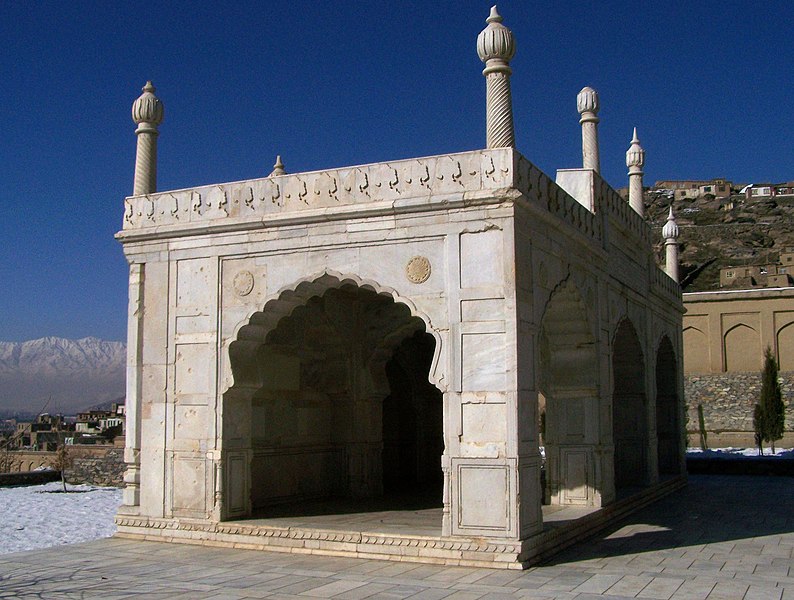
[0,337,126,416]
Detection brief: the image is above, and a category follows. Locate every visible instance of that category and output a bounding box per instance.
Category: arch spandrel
[224,270,447,394]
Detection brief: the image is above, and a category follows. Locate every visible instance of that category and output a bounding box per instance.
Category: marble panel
[176,257,215,312]
[461,332,506,391]
[174,343,212,397]
[461,298,505,322]
[172,457,206,513]
[459,229,503,289]
[457,464,509,531]
[174,405,208,440]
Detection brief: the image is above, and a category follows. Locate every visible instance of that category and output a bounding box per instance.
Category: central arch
[223,274,445,525]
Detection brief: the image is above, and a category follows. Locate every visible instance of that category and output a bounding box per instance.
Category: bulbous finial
[269,155,286,177]
[626,127,645,169]
[132,81,164,127]
[663,206,679,240]
[577,86,599,116]
[477,6,516,64]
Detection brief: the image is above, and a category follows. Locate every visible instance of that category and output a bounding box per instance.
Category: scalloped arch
[227,270,444,392]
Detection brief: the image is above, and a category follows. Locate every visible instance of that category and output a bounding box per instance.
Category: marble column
[577,87,600,173]
[477,6,516,149]
[626,127,646,217]
[663,206,680,282]
[131,81,164,196]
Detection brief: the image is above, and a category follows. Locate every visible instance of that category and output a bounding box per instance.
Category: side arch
[682,326,709,374]
[776,321,794,371]
[538,277,600,506]
[612,317,648,491]
[655,335,682,475]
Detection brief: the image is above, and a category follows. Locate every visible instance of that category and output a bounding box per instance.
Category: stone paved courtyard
[1,475,792,599]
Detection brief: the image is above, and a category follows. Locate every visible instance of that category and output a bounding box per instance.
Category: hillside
[645,192,794,291]
[0,337,126,416]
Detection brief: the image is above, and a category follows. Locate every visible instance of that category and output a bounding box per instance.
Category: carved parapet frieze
[120,150,515,233]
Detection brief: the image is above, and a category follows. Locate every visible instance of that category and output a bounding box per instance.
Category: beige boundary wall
[2,446,124,486]
[683,288,794,442]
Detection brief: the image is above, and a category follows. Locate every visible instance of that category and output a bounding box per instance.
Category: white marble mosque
[115,7,686,568]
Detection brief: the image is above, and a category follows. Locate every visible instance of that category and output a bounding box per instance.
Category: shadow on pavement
[542,474,794,565]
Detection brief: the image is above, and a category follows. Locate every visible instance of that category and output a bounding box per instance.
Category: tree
[50,444,73,492]
[753,403,765,456]
[756,346,785,454]
[697,404,708,450]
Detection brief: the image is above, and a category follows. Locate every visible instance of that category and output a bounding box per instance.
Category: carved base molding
[115,476,686,569]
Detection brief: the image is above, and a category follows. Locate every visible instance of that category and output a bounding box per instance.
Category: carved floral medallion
[233,270,255,296]
[406,256,431,284]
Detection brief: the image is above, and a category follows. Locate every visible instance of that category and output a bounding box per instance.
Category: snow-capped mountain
[0,337,126,415]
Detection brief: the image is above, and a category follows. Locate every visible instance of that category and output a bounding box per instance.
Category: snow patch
[0,482,121,555]
[687,447,794,459]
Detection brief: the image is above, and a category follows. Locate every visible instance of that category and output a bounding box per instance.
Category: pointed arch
[538,277,599,506]
[776,321,794,371]
[723,323,760,372]
[682,325,709,374]
[612,317,648,491]
[655,335,682,475]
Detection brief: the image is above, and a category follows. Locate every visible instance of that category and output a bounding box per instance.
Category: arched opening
[229,281,444,521]
[612,319,648,492]
[655,336,681,475]
[538,280,599,506]
[382,330,443,498]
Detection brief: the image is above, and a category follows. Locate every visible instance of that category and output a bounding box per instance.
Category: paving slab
[0,475,793,599]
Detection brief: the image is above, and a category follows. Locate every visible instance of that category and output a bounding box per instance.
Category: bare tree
[50,443,73,492]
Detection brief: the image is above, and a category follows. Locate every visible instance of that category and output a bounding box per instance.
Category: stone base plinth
[115,476,685,569]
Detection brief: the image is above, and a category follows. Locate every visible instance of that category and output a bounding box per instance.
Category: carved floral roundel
[406,256,431,284]
[233,270,255,296]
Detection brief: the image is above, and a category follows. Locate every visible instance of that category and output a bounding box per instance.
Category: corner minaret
[270,155,286,176]
[477,6,516,149]
[577,87,600,173]
[626,127,645,217]
[663,206,680,283]
[131,81,164,196]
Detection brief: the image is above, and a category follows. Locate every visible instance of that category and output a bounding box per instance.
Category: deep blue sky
[1,1,792,343]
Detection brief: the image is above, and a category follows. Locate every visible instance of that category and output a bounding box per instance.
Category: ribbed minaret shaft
[477,6,516,149]
[577,87,600,172]
[131,81,164,196]
[626,127,646,217]
[663,206,680,283]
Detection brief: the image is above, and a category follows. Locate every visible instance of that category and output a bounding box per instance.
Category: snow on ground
[687,447,794,459]
[0,482,122,555]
